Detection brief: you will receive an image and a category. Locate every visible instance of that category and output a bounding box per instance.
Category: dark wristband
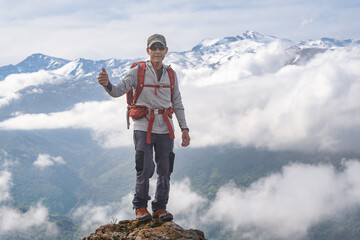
[106,82,112,91]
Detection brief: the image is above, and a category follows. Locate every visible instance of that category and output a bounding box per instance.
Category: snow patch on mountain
[0,53,69,80]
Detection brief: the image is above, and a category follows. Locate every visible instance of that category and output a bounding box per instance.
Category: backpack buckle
[157,84,163,89]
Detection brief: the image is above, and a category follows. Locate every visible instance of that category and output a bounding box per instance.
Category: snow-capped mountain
[0,53,70,80]
[0,30,358,119]
[300,37,360,48]
[1,31,358,80]
[0,30,359,119]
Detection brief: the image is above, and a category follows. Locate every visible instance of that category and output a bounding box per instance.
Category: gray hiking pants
[132,130,175,211]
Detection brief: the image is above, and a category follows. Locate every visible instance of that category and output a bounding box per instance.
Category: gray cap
[147,34,167,48]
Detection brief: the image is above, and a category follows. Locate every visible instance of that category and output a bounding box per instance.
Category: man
[98,34,190,222]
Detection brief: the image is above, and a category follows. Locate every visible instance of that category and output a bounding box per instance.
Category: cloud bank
[0,99,131,148]
[0,69,67,107]
[181,44,360,152]
[73,160,360,239]
[0,170,12,203]
[204,159,360,239]
[0,165,57,236]
[0,203,57,236]
[72,193,134,231]
[73,178,206,233]
[1,44,360,152]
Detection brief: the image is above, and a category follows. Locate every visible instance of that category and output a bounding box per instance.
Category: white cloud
[0,70,63,107]
[0,150,18,172]
[72,193,134,232]
[0,166,57,236]
[0,203,58,236]
[203,160,360,240]
[0,99,132,148]
[182,45,360,152]
[72,178,207,232]
[0,170,12,203]
[167,178,208,228]
[33,153,66,170]
[178,40,292,87]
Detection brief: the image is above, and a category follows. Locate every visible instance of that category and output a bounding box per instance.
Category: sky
[0,0,360,66]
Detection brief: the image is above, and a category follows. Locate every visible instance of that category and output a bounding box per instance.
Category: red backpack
[126,61,175,144]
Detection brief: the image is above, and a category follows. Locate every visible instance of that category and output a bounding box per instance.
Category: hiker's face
[147,43,168,64]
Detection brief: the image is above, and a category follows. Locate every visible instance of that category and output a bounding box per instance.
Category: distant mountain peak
[191,31,280,52]
[20,53,69,65]
[242,30,264,39]
[0,53,70,80]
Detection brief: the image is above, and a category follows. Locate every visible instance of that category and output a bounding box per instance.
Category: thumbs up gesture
[98,67,109,87]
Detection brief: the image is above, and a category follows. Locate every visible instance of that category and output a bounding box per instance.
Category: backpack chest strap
[143,83,172,96]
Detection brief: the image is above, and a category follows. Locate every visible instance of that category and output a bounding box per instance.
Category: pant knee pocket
[135,151,144,172]
[169,152,175,173]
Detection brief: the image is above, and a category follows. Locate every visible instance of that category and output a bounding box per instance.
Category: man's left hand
[181,130,190,147]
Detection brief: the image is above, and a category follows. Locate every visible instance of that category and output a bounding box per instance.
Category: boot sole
[154,213,173,222]
[136,213,152,221]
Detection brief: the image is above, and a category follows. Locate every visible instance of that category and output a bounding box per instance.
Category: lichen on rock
[82,219,207,240]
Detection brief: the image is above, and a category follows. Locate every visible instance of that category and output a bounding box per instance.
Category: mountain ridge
[1,31,359,80]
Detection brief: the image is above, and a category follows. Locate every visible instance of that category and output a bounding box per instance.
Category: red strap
[146,110,155,144]
[162,112,175,140]
[145,108,175,144]
[167,67,175,102]
[143,84,172,96]
[143,84,172,88]
[127,62,175,104]
[133,62,146,104]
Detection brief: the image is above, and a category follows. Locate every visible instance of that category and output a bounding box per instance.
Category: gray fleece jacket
[104,61,188,134]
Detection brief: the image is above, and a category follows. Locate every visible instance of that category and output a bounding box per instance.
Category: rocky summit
[82,219,207,240]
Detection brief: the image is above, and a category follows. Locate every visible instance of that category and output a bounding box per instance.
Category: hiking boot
[136,207,152,221]
[153,209,173,221]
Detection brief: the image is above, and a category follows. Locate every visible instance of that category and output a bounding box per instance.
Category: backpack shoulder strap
[133,61,146,104]
[167,66,175,102]
[126,61,146,105]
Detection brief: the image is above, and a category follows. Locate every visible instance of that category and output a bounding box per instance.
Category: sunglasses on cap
[149,43,166,51]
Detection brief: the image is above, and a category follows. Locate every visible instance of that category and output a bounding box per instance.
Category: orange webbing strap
[127,62,146,129]
[167,67,175,102]
[143,84,172,96]
[133,62,146,104]
[146,109,155,144]
[145,108,175,144]
[162,111,175,140]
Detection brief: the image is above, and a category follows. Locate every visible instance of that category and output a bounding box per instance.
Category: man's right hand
[98,67,109,87]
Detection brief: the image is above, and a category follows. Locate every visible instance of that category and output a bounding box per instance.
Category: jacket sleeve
[104,68,137,98]
[172,71,189,131]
